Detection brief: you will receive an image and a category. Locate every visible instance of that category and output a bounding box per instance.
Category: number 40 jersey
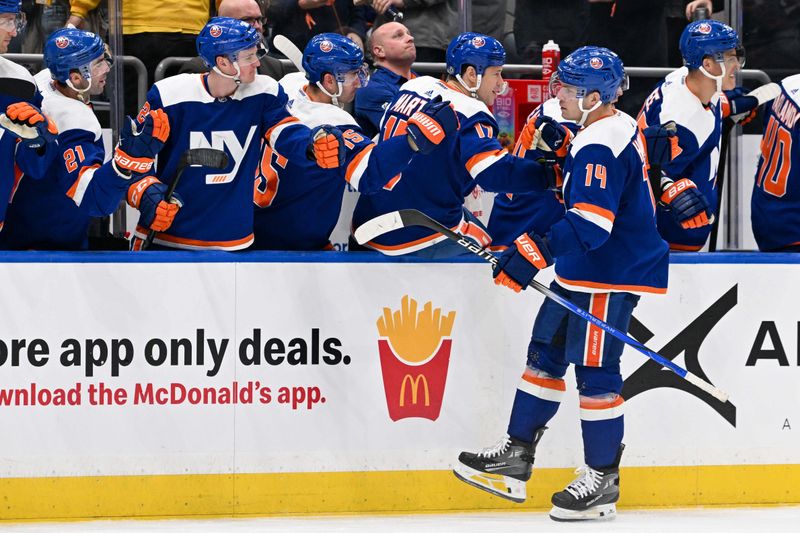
[751,74,800,252]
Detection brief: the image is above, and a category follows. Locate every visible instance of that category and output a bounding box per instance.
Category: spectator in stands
[472,0,506,44]
[666,1,724,67]
[18,0,68,53]
[267,0,370,52]
[354,21,415,137]
[180,0,292,80]
[370,0,455,63]
[120,0,211,116]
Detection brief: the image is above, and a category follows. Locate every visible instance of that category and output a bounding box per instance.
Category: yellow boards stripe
[0,465,798,521]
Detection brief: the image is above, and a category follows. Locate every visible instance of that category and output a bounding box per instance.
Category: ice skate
[453,427,545,503]
[549,445,624,521]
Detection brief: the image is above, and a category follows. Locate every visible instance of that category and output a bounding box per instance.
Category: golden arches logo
[399,374,430,407]
[376,295,455,364]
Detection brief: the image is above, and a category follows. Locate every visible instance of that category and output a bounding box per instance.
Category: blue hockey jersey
[639,67,723,251]
[354,65,415,139]
[251,73,417,251]
[0,69,133,250]
[487,98,576,251]
[352,76,550,255]
[751,74,800,251]
[133,73,311,250]
[546,111,669,295]
[0,58,55,233]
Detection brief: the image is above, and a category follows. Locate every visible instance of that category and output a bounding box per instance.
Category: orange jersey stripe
[556,275,668,295]
[573,202,615,223]
[345,144,374,184]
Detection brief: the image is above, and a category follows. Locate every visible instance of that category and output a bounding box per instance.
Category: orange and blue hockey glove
[406,95,460,154]
[1,102,58,150]
[493,233,553,292]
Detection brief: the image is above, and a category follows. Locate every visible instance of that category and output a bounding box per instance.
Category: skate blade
[452,463,526,503]
[549,503,617,522]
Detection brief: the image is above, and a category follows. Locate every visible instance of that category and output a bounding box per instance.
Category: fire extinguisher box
[491,79,550,150]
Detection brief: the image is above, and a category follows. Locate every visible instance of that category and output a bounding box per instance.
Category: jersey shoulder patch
[781,74,800,108]
[570,111,636,158]
[656,73,715,145]
[155,73,215,107]
[40,81,101,140]
[235,73,282,100]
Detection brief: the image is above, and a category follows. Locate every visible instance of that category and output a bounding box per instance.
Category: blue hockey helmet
[550,46,628,104]
[0,0,25,33]
[0,0,20,13]
[44,28,106,83]
[445,32,505,77]
[196,17,262,68]
[302,33,367,85]
[680,20,742,69]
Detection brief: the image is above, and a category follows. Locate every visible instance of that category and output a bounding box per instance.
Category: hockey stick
[141,148,229,250]
[273,35,304,74]
[355,209,730,402]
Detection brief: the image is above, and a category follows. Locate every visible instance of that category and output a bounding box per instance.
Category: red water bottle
[541,40,560,82]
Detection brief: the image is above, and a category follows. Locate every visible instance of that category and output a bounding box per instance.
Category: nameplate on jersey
[189,126,256,185]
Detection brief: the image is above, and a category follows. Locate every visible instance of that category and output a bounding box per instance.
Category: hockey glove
[406,95,460,154]
[308,125,345,169]
[0,102,58,150]
[642,121,680,167]
[127,176,183,233]
[537,156,565,203]
[493,233,553,293]
[521,115,572,156]
[720,87,759,124]
[114,109,170,175]
[660,178,713,229]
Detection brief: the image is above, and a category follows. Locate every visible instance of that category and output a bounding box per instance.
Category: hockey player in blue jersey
[0,28,172,250]
[454,47,670,522]
[129,17,346,251]
[752,74,800,252]
[252,33,458,251]
[352,32,557,258]
[638,20,763,251]
[0,0,60,232]
[486,98,579,251]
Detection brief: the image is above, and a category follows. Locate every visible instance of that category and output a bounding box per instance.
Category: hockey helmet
[45,28,107,83]
[445,32,505,77]
[680,20,742,70]
[0,0,20,13]
[0,0,25,33]
[196,17,263,68]
[302,33,368,86]
[550,46,628,104]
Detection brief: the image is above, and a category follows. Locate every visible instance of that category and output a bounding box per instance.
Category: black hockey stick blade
[141,148,229,250]
[354,209,730,402]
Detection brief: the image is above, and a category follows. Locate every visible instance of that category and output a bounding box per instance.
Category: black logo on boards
[621,285,737,427]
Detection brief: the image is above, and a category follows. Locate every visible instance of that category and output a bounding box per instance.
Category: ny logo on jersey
[189,126,256,184]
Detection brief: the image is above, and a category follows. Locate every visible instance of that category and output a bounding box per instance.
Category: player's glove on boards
[493,233,553,292]
[406,95,460,154]
[127,176,183,232]
[660,178,712,229]
[1,102,58,150]
[114,109,170,174]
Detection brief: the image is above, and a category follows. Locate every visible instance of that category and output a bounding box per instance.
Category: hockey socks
[507,367,564,443]
[579,393,624,468]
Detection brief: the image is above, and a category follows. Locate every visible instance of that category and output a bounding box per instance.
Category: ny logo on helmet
[697,22,712,34]
[471,36,485,48]
[320,40,333,53]
[590,57,604,69]
[55,36,70,49]
[209,25,222,38]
